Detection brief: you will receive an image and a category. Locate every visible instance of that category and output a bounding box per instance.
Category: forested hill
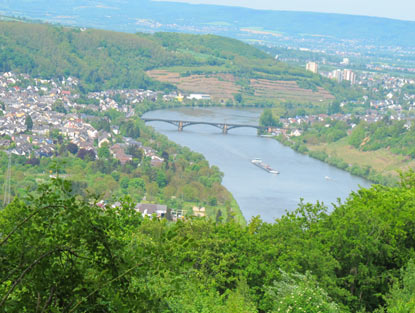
[0,20,348,104]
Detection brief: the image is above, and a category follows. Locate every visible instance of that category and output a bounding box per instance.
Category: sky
[158,0,415,21]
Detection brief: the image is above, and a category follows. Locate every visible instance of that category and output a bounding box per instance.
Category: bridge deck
[142,117,265,129]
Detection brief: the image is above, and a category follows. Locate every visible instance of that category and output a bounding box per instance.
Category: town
[1,69,415,158]
[0,72,168,166]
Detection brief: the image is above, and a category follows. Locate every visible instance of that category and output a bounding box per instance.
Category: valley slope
[0,20,352,108]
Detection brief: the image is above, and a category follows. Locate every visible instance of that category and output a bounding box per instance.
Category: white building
[306,62,318,74]
[341,58,350,65]
[343,69,356,84]
[187,94,211,100]
[329,69,343,82]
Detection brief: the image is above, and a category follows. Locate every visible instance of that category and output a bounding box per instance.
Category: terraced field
[250,79,335,103]
[148,70,335,104]
[147,70,240,101]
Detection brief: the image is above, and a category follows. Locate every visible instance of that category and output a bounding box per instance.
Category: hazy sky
[158,0,415,21]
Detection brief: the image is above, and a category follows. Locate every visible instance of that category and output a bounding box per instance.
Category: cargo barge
[251,158,279,174]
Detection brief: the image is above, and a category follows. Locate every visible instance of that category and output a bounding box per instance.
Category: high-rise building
[306,62,318,74]
[330,69,343,82]
[343,69,356,84]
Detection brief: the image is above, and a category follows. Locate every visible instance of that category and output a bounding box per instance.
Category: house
[142,146,157,157]
[124,137,142,147]
[290,129,302,137]
[110,144,132,164]
[0,139,10,148]
[111,125,120,135]
[135,203,167,218]
[98,131,111,147]
[150,155,164,167]
[192,206,206,217]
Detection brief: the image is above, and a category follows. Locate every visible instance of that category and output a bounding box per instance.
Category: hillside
[0,20,348,106]
[1,0,415,49]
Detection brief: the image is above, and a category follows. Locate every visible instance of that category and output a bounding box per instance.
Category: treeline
[2,172,415,312]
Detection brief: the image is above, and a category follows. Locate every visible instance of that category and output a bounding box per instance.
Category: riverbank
[143,107,370,222]
[136,103,246,224]
[275,135,400,185]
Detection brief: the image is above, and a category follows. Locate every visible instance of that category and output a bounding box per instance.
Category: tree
[25,115,33,131]
[265,271,343,313]
[126,145,143,159]
[348,123,366,148]
[384,259,415,313]
[0,179,142,311]
[328,100,342,114]
[120,120,140,138]
[98,144,111,159]
[66,142,79,155]
[234,93,243,104]
[52,100,67,113]
[259,109,281,128]
[165,208,173,221]
[216,209,223,222]
[77,149,96,161]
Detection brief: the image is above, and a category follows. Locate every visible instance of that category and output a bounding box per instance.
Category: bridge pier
[178,121,183,131]
[222,124,228,134]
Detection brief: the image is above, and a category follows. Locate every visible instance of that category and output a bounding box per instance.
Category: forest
[1,171,415,312]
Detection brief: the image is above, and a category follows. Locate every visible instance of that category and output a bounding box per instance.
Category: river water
[143,107,371,222]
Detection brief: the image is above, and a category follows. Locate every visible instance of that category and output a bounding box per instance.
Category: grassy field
[307,137,415,178]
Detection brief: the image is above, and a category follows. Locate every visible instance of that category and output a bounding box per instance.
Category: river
[143,107,371,222]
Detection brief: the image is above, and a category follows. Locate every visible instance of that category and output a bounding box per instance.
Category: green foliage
[97,144,110,159]
[266,271,343,313]
[302,119,348,144]
[383,259,415,313]
[348,123,366,148]
[2,174,415,311]
[91,118,111,132]
[0,178,143,311]
[25,115,33,131]
[52,100,67,113]
[0,120,236,208]
[323,183,415,311]
[259,109,282,127]
[120,120,140,138]
[347,119,415,157]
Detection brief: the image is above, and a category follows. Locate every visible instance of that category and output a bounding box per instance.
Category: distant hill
[1,0,415,49]
[0,20,348,106]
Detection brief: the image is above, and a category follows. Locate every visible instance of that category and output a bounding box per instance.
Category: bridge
[141,118,267,134]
